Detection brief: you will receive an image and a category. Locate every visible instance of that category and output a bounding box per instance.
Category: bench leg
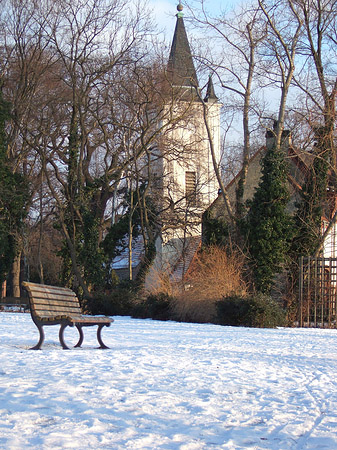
[97,324,109,349]
[74,325,84,348]
[59,323,70,350]
[30,323,45,350]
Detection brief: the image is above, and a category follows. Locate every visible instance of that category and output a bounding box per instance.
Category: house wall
[144,97,222,284]
[323,221,337,258]
[208,141,302,222]
[209,149,264,221]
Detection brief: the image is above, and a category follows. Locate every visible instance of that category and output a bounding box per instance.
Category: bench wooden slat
[33,305,82,315]
[31,296,79,303]
[31,299,82,309]
[31,298,81,307]
[31,299,79,308]
[36,315,70,321]
[31,301,80,311]
[27,293,78,303]
[25,290,77,300]
[69,316,111,324]
[35,314,112,324]
[32,304,81,311]
[24,283,77,294]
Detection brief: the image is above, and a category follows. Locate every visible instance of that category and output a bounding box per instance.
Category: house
[206,121,337,259]
[205,120,337,327]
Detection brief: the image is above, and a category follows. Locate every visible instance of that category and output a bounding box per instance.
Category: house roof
[170,236,202,281]
[111,234,202,283]
[110,236,144,270]
[209,142,313,211]
[167,5,198,89]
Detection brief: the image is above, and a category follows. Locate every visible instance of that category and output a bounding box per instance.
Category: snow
[1,313,337,449]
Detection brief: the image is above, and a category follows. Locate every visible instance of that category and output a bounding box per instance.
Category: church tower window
[185,171,197,205]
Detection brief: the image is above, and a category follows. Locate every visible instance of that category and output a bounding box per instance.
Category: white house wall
[323,220,337,259]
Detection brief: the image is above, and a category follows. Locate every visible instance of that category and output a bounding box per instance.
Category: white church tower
[150,2,222,280]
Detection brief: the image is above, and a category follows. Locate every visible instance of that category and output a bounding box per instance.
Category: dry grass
[183,246,248,300]
[171,246,248,323]
[143,265,181,298]
[145,246,248,323]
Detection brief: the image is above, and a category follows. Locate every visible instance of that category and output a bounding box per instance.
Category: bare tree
[105,60,214,282]
[185,1,269,226]
[30,0,157,295]
[258,0,303,144]
[295,0,336,167]
[0,0,56,296]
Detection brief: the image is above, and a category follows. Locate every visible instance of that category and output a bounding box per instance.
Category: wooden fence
[299,256,337,328]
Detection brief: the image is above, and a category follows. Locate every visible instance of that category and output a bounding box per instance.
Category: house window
[185,171,197,205]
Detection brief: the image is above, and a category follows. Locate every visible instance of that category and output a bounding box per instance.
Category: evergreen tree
[0,86,28,284]
[202,210,229,248]
[245,145,293,293]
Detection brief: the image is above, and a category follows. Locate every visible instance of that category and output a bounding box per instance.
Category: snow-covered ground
[1,312,337,450]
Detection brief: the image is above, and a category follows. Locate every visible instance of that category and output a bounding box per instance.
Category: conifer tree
[246,144,293,293]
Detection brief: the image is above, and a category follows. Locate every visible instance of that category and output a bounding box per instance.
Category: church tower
[111,3,221,283]
[151,2,222,278]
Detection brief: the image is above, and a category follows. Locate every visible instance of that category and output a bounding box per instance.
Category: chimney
[266,120,291,150]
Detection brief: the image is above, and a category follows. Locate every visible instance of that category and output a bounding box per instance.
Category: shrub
[170,296,217,323]
[143,266,180,298]
[168,246,247,323]
[248,293,287,328]
[244,143,293,294]
[216,293,286,328]
[83,285,136,316]
[132,293,174,321]
[216,295,251,326]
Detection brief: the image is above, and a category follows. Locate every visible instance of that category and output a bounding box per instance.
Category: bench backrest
[22,282,82,320]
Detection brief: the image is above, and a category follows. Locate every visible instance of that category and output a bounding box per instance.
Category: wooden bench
[22,282,113,350]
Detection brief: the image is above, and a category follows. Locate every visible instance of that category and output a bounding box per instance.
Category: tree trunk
[38,174,44,284]
[12,250,22,298]
[128,190,134,281]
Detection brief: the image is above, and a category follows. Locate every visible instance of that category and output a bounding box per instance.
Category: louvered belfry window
[185,171,197,205]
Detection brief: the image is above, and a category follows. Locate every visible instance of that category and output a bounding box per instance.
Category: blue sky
[149,0,238,37]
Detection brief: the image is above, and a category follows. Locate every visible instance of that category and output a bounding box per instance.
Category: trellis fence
[299,256,337,328]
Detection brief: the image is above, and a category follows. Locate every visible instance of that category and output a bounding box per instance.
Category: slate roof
[167,13,198,88]
[111,234,202,283]
[208,139,324,217]
[110,236,144,270]
[170,236,201,281]
[204,75,218,102]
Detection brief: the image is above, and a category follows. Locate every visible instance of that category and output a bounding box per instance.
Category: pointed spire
[167,3,198,88]
[204,75,218,102]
